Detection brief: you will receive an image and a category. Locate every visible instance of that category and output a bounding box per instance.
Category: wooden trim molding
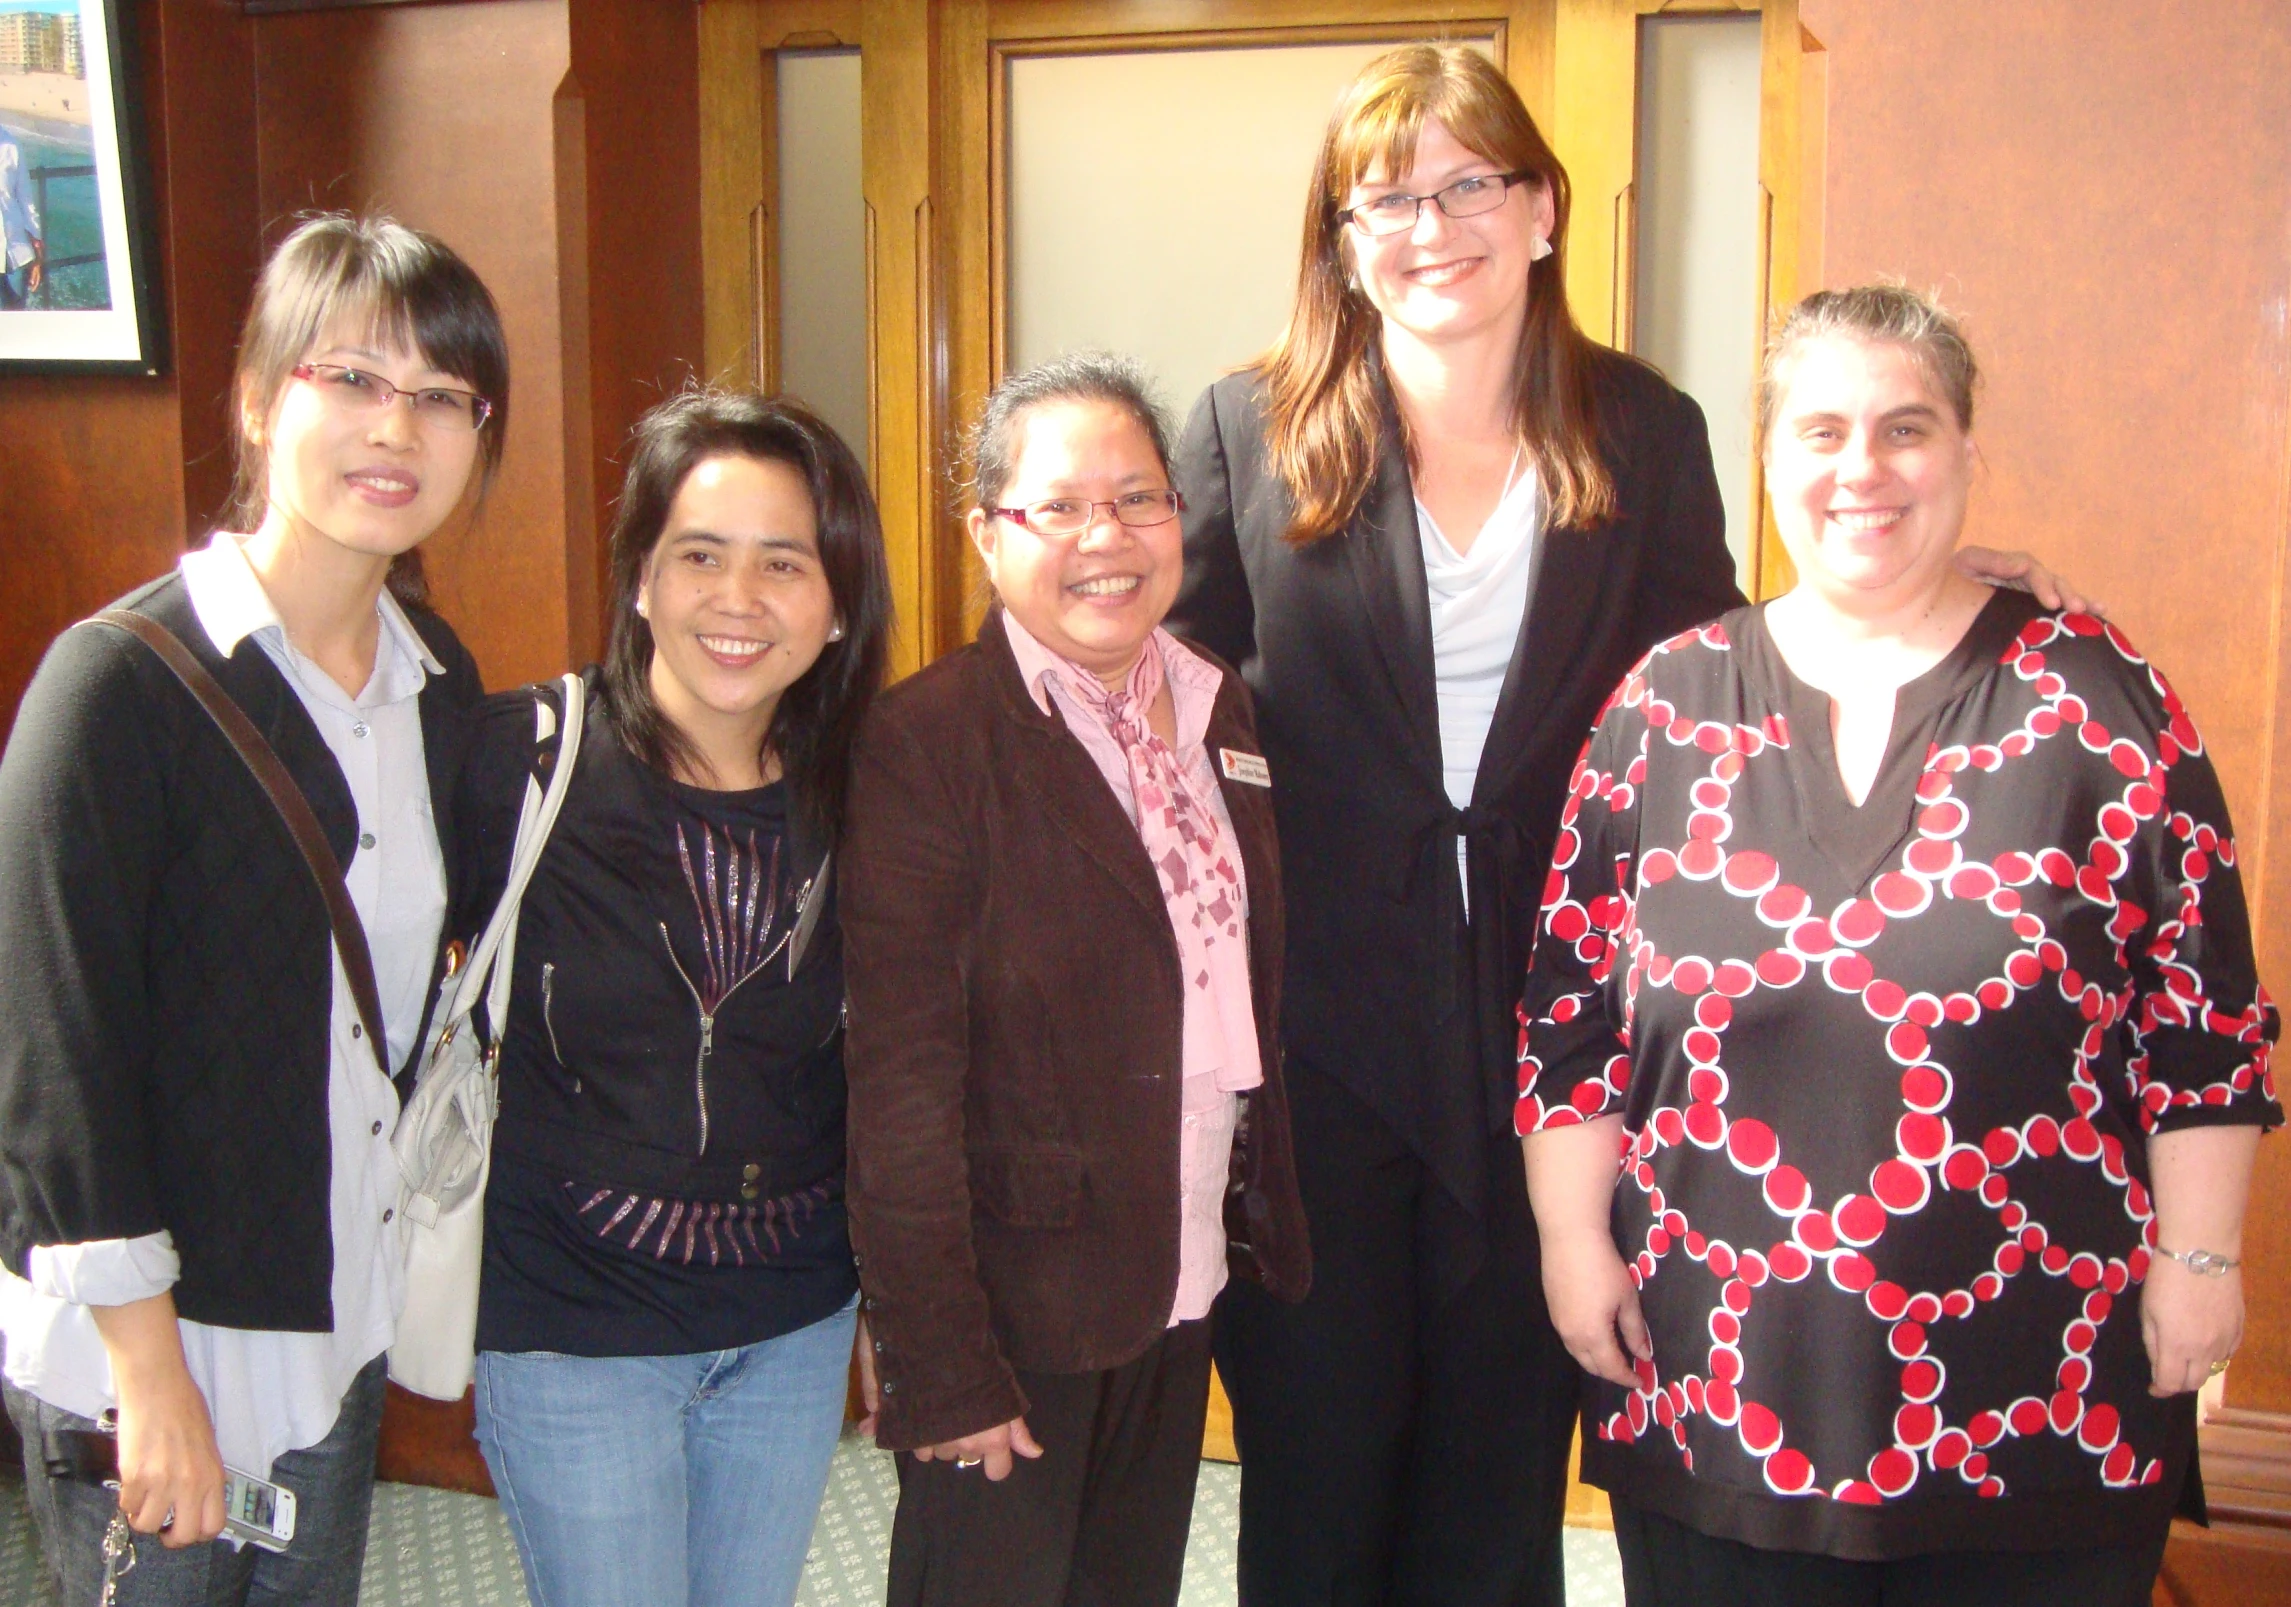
[2198,1406,2291,1529]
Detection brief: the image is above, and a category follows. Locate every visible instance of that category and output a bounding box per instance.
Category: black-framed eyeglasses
[989,489,1185,536]
[291,363,495,432]
[1340,171,1533,237]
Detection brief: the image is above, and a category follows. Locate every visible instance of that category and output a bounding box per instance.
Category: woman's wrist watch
[2154,1244,2241,1276]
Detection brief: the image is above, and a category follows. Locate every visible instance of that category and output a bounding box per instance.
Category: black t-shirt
[473,738,856,1357]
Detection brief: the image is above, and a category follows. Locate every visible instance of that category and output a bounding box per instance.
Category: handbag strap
[91,608,390,1077]
[443,674,586,1039]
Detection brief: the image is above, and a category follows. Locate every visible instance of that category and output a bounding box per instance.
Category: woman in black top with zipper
[459,390,891,1607]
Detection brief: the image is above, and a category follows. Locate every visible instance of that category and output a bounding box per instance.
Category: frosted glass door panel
[1634,15,1762,590]
[1006,41,1491,423]
[779,49,868,472]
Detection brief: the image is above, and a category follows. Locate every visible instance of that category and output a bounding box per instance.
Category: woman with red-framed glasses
[841,352,1311,1607]
[0,211,506,1606]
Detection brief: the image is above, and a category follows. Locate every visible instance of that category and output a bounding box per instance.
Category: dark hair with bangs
[226,212,511,608]
[1257,43,1614,544]
[603,389,891,845]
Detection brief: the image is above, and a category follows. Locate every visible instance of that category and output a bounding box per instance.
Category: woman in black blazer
[1168,44,2069,1607]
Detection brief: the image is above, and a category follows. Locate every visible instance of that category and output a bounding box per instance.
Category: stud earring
[828,621,845,642]
[1530,236,1554,262]
[635,597,649,620]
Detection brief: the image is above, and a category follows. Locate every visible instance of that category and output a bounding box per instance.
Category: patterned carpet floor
[1,1435,1625,1605]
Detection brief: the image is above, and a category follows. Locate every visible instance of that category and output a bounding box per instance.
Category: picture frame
[0,0,166,375]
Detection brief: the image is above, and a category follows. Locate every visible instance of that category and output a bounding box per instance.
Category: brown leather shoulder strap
[94,608,391,1077]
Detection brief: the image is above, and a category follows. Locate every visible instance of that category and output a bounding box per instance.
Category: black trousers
[886,1317,1214,1607]
[1214,1061,1580,1607]
[1611,1497,2170,1607]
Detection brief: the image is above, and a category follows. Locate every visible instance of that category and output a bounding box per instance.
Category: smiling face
[968,398,1182,687]
[638,452,838,779]
[1765,335,1977,609]
[245,322,485,561]
[1343,117,1552,352]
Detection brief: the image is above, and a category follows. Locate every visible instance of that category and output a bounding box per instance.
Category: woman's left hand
[2143,1256,2245,1396]
[1954,546,2101,617]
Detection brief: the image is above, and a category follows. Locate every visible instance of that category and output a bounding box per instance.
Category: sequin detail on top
[664,819,797,1155]
[677,822,789,1012]
[567,1180,833,1266]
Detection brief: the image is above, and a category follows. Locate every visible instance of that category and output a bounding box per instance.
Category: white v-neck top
[1416,460,1544,815]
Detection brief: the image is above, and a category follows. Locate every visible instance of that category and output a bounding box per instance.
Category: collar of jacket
[1341,361,1618,814]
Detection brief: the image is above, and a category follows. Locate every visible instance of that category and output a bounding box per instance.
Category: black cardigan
[0,571,481,1332]
[1166,352,1744,1265]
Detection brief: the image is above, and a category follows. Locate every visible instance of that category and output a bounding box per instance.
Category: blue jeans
[3,1353,386,1607]
[474,1297,857,1607]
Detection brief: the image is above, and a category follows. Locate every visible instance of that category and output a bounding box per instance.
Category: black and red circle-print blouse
[1516,588,2279,1560]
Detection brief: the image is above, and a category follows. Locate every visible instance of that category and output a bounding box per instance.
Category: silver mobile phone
[219,1465,296,1553]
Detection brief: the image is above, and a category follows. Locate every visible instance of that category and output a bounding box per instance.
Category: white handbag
[389,674,585,1400]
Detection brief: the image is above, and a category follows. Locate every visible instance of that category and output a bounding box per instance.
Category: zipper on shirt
[541,962,568,1068]
[660,923,770,1155]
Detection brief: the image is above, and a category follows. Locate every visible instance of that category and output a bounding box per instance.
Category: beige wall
[1633,12,1764,590]
[778,48,868,470]
[1005,39,1492,424]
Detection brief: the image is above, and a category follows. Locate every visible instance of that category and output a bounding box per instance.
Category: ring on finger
[2209,1358,2232,1376]
[955,1457,982,1469]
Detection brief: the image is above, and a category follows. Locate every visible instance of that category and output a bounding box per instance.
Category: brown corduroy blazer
[842,609,1311,1451]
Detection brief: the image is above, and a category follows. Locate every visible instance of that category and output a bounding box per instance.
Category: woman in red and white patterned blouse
[1517,286,2278,1607]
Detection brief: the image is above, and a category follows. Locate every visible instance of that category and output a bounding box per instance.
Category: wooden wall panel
[251,1,577,690]
[567,3,703,664]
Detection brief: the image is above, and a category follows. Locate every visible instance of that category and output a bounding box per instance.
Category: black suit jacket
[1168,351,1743,1249]
[0,569,481,1330]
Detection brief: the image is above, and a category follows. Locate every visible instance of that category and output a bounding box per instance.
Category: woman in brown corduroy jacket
[841,353,1310,1607]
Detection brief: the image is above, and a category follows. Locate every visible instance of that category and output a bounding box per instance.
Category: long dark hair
[602,389,891,845]
[226,212,510,607]
[1257,43,1614,545]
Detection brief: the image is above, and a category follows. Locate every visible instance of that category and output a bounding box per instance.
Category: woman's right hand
[914,1416,1044,1482]
[89,1295,227,1546]
[1540,1226,1652,1390]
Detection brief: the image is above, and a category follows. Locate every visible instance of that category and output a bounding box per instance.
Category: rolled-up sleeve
[28,1234,181,1306]
[2118,665,2281,1133]
[1515,671,1650,1135]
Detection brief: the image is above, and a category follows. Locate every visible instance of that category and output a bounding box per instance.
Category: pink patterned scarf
[1045,635,1262,1094]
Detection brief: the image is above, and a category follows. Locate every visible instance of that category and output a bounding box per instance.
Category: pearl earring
[828,621,845,642]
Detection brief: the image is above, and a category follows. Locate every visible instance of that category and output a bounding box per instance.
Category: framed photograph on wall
[0,0,164,374]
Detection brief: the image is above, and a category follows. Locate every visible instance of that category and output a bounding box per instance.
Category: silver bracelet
[2154,1244,2240,1276]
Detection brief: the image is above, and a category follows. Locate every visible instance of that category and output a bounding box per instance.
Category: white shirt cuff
[28,1234,181,1306]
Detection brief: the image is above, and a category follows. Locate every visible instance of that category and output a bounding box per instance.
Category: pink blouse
[1000,611,1261,1324]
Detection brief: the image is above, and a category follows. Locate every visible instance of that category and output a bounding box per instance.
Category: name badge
[1220,749,1272,788]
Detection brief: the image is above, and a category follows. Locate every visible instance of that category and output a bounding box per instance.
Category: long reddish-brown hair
[1257,44,1615,544]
